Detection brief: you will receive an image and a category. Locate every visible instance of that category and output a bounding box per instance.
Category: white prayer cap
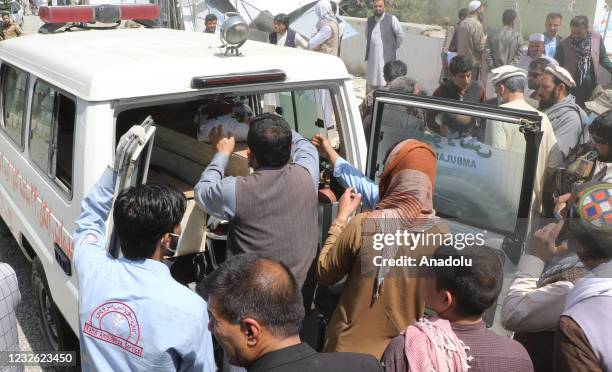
[468,1,482,12]
[529,33,545,42]
[490,65,527,86]
[544,65,576,88]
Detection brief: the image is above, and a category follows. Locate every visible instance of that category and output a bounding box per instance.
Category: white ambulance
[0,4,546,352]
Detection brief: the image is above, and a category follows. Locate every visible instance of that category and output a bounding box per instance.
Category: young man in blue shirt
[73,127,215,371]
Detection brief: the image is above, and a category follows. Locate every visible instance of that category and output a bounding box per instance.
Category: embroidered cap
[576,184,612,229]
[490,65,527,86]
[567,183,612,251]
[544,64,577,88]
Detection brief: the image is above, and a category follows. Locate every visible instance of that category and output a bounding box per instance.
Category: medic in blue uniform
[73,127,215,371]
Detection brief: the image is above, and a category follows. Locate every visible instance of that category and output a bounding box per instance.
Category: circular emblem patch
[83,301,143,357]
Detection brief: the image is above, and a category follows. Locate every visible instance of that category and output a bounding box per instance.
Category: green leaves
[340,0,463,26]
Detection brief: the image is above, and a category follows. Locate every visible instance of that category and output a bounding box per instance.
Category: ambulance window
[29,80,75,194]
[369,99,534,235]
[1,64,28,149]
[264,89,336,140]
[54,94,76,188]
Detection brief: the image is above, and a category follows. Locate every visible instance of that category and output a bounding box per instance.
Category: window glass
[1,65,28,148]
[29,82,55,172]
[30,80,75,192]
[370,102,528,234]
[54,94,76,188]
[264,89,335,140]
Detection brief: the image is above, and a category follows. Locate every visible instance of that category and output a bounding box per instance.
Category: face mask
[587,112,598,126]
[165,233,180,257]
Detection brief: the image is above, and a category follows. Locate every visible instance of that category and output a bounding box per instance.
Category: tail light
[191,70,287,89]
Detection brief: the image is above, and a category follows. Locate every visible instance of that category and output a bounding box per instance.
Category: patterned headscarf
[371,140,439,299]
[570,31,593,86]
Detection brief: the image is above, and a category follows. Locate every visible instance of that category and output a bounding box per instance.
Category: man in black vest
[195,114,319,288]
[203,254,383,372]
[365,0,404,93]
[269,14,307,48]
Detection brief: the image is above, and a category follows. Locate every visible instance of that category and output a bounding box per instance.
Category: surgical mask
[587,112,598,126]
[166,232,180,257]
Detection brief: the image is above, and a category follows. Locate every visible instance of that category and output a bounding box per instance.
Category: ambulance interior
[115,88,346,264]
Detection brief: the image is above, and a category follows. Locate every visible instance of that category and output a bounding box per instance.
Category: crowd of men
[69,0,612,364]
[70,105,612,372]
[1,0,611,371]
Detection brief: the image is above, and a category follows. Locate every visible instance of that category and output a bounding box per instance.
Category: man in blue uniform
[73,127,215,371]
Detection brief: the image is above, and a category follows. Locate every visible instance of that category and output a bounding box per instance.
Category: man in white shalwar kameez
[365,0,404,93]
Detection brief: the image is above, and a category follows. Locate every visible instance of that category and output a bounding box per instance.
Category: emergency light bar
[191,70,287,89]
[38,4,159,33]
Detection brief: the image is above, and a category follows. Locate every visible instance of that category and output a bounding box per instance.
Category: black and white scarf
[570,31,593,85]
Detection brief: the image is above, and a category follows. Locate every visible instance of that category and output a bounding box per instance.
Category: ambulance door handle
[54,243,72,276]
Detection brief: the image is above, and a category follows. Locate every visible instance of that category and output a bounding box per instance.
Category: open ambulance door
[368,92,544,265]
[107,116,156,258]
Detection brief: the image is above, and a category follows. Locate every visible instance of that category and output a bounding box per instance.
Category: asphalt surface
[0,229,46,371]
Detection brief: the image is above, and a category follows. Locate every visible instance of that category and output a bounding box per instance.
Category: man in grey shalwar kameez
[538,64,590,159]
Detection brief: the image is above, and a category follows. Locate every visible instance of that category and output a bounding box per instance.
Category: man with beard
[364,0,404,93]
[526,57,556,102]
[519,34,556,70]
[556,16,612,107]
[538,64,590,159]
[485,65,563,218]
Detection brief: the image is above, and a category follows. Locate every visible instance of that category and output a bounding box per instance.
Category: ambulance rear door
[106,116,156,258]
[368,92,544,264]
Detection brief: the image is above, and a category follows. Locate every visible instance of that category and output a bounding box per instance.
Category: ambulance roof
[0,28,350,102]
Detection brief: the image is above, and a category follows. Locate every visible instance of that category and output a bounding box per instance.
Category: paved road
[0,230,46,371]
[23,14,43,35]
